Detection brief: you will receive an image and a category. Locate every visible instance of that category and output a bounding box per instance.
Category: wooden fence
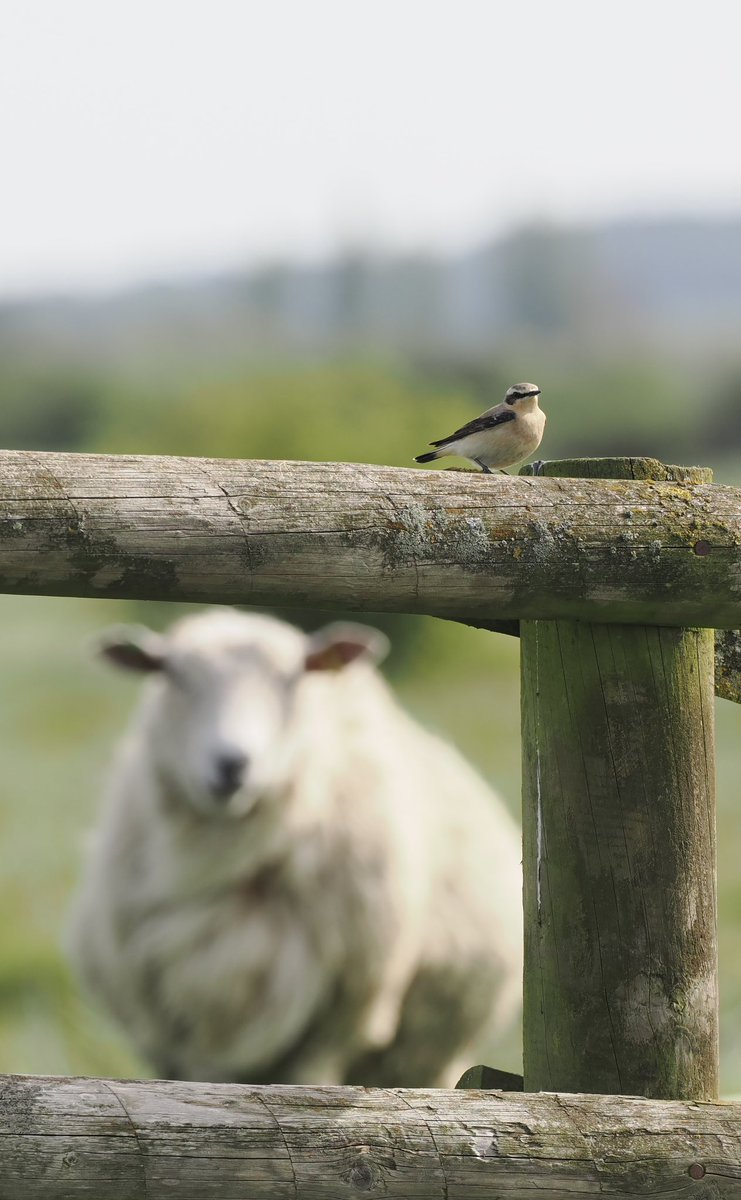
[0,450,739,1198]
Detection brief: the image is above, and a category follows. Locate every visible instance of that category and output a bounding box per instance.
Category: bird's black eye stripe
[509,388,541,401]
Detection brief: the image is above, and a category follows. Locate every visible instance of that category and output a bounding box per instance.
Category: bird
[414,382,545,474]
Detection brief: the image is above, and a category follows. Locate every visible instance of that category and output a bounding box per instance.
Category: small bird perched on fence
[414,382,545,474]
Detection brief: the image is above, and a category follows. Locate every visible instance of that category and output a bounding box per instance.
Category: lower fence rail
[2,1074,740,1199]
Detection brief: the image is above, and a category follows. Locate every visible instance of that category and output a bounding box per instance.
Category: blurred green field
[0,354,740,1090]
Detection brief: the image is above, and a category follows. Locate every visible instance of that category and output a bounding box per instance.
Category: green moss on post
[520,456,710,483]
[520,458,718,1099]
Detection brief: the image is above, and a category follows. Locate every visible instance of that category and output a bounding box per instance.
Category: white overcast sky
[1,0,740,296]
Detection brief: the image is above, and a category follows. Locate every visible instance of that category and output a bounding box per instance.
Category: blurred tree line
[0,350,737,468]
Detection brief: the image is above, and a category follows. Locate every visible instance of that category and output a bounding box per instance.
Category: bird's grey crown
[505,381,540,399]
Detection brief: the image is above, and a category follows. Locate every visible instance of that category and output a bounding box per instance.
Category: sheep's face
[150,644,298,817]
[98,609,389,819]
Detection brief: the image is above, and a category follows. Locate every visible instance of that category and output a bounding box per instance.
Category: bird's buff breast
[455,408,544,468]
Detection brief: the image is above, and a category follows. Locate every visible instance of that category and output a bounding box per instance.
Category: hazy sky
[1,0,740,295]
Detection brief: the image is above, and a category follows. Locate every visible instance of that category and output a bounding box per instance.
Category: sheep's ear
[97,625,167,673]
[305,623,390,671]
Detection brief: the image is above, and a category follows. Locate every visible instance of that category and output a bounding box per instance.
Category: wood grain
[521,621,717,1098]
[1,1074,739,1199]
[0,450,739,624]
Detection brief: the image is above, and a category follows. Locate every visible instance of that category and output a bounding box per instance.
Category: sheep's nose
[211,751,249,799]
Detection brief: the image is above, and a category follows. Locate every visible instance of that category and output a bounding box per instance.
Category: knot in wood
[348,1155,378,1191]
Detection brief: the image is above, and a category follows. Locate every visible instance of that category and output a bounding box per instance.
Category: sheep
[67,608,523,1086]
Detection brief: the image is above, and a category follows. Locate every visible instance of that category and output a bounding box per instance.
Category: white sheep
[67,608,522,1086]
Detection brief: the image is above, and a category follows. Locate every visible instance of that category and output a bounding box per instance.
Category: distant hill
[1,216,741,371]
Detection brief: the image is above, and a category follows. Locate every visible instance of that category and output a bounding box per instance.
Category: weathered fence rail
[2,1074,739,1200]
[1,449,740,625]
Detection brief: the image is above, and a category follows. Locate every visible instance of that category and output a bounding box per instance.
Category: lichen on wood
[0,450,739,626]
[714,629,741,703]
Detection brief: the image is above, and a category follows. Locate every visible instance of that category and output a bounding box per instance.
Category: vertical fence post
[519,457,718,1099]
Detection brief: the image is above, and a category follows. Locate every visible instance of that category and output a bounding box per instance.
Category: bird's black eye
[505,396,517,405]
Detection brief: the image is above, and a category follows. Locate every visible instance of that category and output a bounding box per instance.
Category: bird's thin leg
[531,459,546,476]
[474,459,493,474]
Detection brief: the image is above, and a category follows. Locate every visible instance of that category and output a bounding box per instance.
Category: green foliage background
[0,352,740,1088]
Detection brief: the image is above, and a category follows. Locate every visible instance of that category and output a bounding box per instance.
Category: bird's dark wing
[431,408,515,447]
